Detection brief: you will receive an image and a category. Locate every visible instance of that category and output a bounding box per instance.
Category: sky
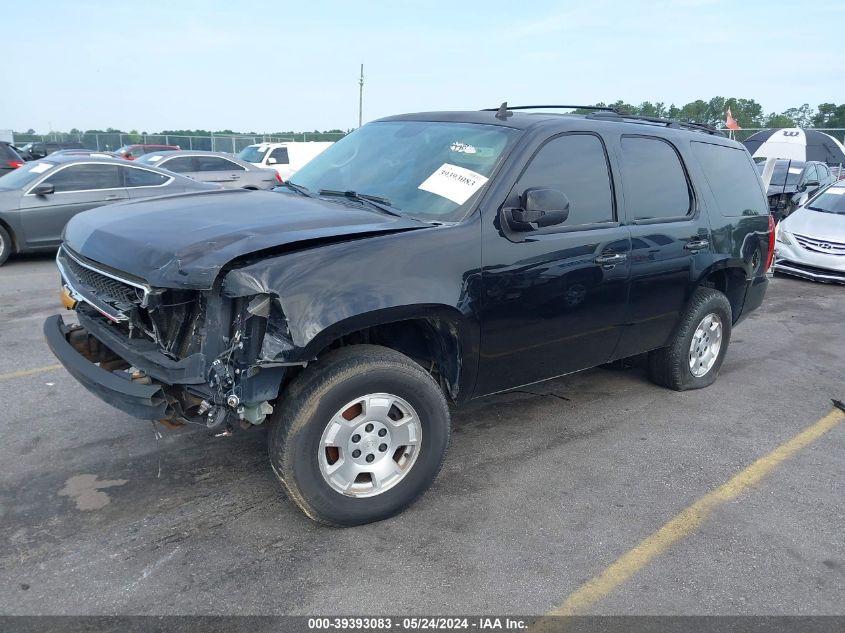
[2,0,843,134]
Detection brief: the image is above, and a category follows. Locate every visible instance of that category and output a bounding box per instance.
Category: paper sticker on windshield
[826,188,845,195]
[147,155,163,162]
[450,142,477,154]
[418,163,488,205]
[788,167,802,174]
[30,163,52,173]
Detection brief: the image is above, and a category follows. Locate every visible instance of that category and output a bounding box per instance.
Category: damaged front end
[47,246,300,432]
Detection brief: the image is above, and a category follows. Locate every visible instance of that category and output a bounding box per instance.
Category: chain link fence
[11,131,348,153]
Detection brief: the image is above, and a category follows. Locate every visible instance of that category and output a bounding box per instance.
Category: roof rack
[482,102,725,136]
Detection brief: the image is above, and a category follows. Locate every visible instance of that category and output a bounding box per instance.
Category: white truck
[237,141,333,181]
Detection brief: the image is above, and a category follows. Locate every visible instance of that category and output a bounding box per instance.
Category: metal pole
[232,136,236,154]
[189,137,193,150]
[358,63,364,128]
[96,134,101,151]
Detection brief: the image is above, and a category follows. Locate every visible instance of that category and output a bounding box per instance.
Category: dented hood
[63,189,427,289]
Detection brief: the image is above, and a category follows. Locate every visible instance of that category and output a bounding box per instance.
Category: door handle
[104,194,122,200]
[684,239,710,252]
[230,175,240,180]
[594,252,628,267]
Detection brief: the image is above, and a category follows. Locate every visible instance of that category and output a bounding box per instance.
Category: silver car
[774,182,845,283]
[138,151,278,190]
[0,156,219,266]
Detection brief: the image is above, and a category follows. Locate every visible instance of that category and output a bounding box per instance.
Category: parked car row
[757,159,838,220]
[139,150,279,189]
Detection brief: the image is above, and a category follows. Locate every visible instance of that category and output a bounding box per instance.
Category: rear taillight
[275,172,283,184]
[7,161,23,169]
[765,214,776,272]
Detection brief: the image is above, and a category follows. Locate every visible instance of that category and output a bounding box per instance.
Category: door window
[123,166,169,187]
[195,156,245,171]
[802,164,818,184]
[269,148,290,164]
[42,164,122,192]
[620,136,692,220]
[159,156,196,173]
[515,133,615,227]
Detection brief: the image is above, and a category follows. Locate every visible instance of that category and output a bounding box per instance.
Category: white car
[236,142,333,181]
[774,182,845,283]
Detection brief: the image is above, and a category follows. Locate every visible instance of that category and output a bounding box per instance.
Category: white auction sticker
[30,163,52,173]
[418,163,489,205]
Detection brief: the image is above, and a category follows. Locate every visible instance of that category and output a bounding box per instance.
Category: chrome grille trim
[59,246,153,306]
[792,233,845,256]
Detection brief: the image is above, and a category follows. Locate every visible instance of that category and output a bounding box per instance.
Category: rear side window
[515,133,615,226]
[691,142,768,218]
[620,136,692,221]
[160,156,195,173]
[123,166,169,187]
[269,148,289,164]
[43,164,122,192]
[0,144,18,160]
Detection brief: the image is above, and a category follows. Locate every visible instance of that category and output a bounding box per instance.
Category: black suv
[45,105,772,526]
[16,140,85,160]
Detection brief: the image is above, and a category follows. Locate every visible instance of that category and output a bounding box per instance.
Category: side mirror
[267,157,277,164]
[801,179,820,191]
[504,188,570,231]
[32,183,55,196]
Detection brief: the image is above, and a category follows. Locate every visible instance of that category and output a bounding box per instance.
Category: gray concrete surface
[0,254,843,615]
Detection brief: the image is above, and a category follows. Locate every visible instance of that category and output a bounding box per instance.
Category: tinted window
[807,185,845,215]
[43,164,122,192]
[691,142,767,218]
[817,164,829,179]
[803,164,818,183]
[160,156,195,173]
[123,167,169,187]
[195,156,244,171]
[269,148,289,164]
[515,134,614,226]
[0,143,19,161]
[620,136,691,220]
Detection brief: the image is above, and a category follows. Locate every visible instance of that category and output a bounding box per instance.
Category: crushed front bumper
[44,314,169,419]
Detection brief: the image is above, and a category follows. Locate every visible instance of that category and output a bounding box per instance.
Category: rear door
[20,163,127,246]
[192,155,247,187]
[477,132,631,395]
[612,135,711,358]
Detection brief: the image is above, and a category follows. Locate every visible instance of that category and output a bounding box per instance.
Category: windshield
[237,145,270,163]
[0,161,55,189]
[758,161,803,187]
[290,121,520,222]
[806,186,845,215]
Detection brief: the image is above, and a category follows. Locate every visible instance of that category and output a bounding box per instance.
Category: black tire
[647,287,732,391]
[0,224,11,266]
[268,344,450,526]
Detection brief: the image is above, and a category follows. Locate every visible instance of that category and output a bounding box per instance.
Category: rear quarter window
[691,142,768,217]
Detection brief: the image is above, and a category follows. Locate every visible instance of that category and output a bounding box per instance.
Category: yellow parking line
[550,407,845,616]
[0,364,62,381]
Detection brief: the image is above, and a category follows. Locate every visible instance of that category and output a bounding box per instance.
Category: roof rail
[482,102,725,136]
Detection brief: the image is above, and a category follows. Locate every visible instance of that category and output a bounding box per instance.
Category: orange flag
[725,107,741,130]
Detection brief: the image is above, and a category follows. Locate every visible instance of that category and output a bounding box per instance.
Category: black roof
[377,108,738,146]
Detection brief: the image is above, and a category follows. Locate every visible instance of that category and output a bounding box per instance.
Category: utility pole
[358,64,364,128]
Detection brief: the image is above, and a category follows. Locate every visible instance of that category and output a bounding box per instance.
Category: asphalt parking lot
[1,254,843,616]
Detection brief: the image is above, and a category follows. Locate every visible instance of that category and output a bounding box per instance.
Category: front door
[21,163,127,247]
[476,132,631,396]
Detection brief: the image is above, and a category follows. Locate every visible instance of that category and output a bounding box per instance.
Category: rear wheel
[268,345,450,526]
[0,225,12,266]
[647,287,732,391]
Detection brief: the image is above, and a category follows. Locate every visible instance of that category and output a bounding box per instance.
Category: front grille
[62,251,144,309]
[793,233,845,256]
[777,259,845,278]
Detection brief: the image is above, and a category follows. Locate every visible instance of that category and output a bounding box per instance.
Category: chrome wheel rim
[689,313,723,378]
[318,393,422,498]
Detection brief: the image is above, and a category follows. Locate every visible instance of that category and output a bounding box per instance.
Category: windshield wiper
[318,189,403,217]
[277,181,313,197]
[806,206,831,213]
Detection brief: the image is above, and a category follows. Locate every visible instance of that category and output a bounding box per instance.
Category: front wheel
[268,345,450,526]
[0,224,12,266]
[647,287,732,391]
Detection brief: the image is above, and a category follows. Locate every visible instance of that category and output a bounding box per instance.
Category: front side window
[237,145,269,163]
[269,148,289,164]
[292,121,520,222]
[123,166,169,187]
[691,142,767,217]
[620,136,692,221]
[43,164,122,192]
[802,164,818,184]
[159,156,195,173]
[513,133,615,226]
[196,156,244,171]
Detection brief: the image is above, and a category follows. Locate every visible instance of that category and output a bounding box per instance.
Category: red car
[116,144,180,160]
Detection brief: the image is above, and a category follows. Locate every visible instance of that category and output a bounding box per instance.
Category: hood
[781,207,845,243]
[63,189,428,289]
